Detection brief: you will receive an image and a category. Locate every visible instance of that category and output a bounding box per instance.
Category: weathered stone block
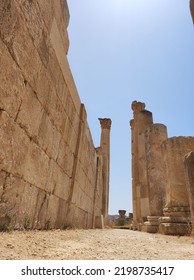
[24,142,50,191]
[55,198,68,228]
[11,21,42,89]
[0,174,28,230]
[46,194,60,229]
[16,83,44,140]
[159,222,191,236]
[52,168,71,201]
[0,38,26,119]
[0,0,20,45]
[36,0,54,32]
[32,189,48,229]
[18,0,44,48]
[0,111,30,177]
[50,17,81,113]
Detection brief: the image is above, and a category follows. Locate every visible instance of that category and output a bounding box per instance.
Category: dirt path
[0,228,194,260]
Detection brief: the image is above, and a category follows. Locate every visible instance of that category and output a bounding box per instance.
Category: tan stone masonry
[0,0,111,230]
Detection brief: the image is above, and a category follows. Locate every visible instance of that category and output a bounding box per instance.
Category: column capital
[99,118,112,130]
[131,100,145,112]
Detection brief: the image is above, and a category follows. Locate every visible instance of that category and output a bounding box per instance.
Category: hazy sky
[67,0,194,215]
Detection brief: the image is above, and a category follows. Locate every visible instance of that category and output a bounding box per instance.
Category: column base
[142,216,160,233]
[159,206,191,236]
[159,222,191,236]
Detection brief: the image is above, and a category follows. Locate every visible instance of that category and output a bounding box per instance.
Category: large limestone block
[32,189,49,229]
[17,182,39,229]
[0,171,26,230]
[0,0,20,45]
[55,198,68,228]
[36,0,54,32]
[50,18,81,113]
[66,205,89,228]
[0,111,30,177]
[38,112,59,159]
[64,117,75,148]
[52,167,71,201]
[0,38,26,119]
[39,87,66,135]
[52,0,70,53]
[16,83,44,141]
[8,20,42,90]
[46,195,60,229]
[24,142,50,191]
[71,182,84,207]
[18,0,44,48]
[57,144,75,178]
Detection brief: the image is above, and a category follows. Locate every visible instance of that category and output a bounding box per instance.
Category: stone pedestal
[159,206,191,235]
[142,216,161,233]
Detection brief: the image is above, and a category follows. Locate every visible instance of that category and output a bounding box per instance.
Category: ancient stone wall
[130,101,194,235]
[0,0,111,230]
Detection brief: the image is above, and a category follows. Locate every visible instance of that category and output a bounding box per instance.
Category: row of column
[130,101,194,235]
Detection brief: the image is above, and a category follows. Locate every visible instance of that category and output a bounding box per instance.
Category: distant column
[99,118,112,223]
[184,151,194,236]
[159,137,194,235]
[130,101,153,230]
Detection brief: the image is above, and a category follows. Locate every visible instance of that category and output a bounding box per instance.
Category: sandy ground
[0,228,194,260]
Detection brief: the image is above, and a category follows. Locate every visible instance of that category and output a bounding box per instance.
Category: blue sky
[67,0,194,215]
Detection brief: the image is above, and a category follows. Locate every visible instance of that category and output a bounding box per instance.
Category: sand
[0,228,194,260]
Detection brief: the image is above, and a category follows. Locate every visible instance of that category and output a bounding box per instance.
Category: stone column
[184,151,194,236]
[159,137,194,235]
[99,118,112,223]
[130,119,138,229]
[118,210,126,219]
[142,124,168,233]
[130,101,153,230]
[190,0,194,24]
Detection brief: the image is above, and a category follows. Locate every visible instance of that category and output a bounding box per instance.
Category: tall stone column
[159,137,194,235]
[142,124,168,233]
[130,119,138,229]
[130,101,153,230]
[99,118,112,223]
[190,0,194,24]
[184,151,194,236]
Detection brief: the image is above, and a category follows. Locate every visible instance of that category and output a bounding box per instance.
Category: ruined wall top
[99,118,112,130]
[190,0,194,24]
